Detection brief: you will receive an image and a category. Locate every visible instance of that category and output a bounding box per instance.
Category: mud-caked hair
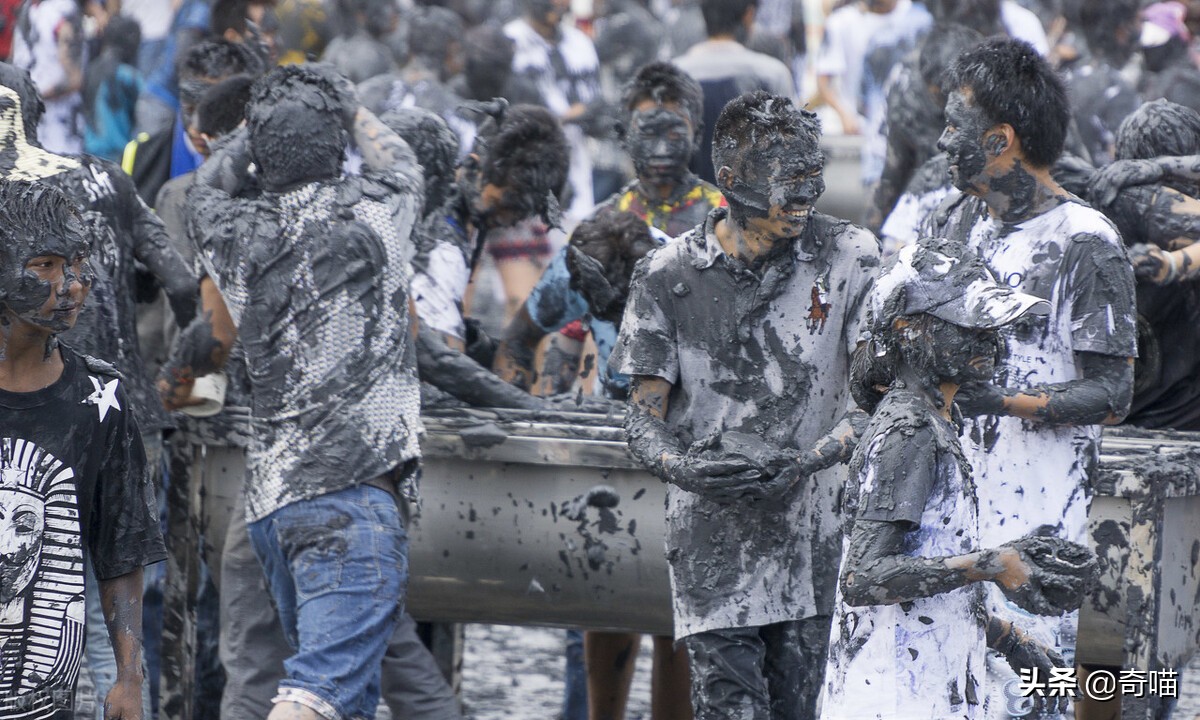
[0,180,85,275]
[197,74,255,139]
[246,64,347,186]
[408,6,464,67]
[946,38,1068,168]
[381,107,459,216]
[0,63,44,142]
[477,104,570,223]
[1116,99,1200,161]
[620,61,704,141]
[918,24,984,98]
[699,0,756,37]
[178,40,262,105]
[712,90,821,174]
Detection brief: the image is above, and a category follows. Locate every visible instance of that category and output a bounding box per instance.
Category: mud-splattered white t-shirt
[926,196,1137,718]
[613,208,880,637]
[821,388,985,719]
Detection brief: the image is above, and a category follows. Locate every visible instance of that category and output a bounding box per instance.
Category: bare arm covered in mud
[1090,154,1200,207]
[956,353,1134,426]
[158,277,236,410]
[99,568,146,720]
[840,519,1095,616]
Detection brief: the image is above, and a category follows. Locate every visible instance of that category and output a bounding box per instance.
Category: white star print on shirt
[84,376,121,421]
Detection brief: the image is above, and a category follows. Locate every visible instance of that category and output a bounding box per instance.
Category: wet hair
[477,104,570,220]
[462,25,514,100]
[246,65,346,187]
[381,107,459,215]
[620,61,704,139]
[946,38,1068,168]
[1116,99,1200,160]
[699,0,757,37]
[927,0,1002,34]
[407,6,464,67]
[211,0,251,36]
[918,24,984,96]
[103,15,142,66]
[0,180,83,275]
[566,208,658,319]
[178,40,261,104]
[0,62,45,142]
[1079,0,1141,65]
[711,90,821,174]
[197,74,255,139]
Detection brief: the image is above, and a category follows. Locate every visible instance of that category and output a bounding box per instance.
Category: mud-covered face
[0,488,44,604]
[0,224,93,334]
[721,136,825,239]
[939,88,995,194]
[525,0,568,27]
[909,316,999,384]
[624,101,695,189]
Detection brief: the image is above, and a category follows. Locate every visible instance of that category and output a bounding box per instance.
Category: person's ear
[984,124,1016,159]
[742,4,756,31]
[716,165,735,191]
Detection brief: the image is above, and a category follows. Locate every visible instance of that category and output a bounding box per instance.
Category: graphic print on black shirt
[0,349,164,719]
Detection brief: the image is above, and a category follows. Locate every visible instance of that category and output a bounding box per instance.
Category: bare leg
[586,631,641,720]
[651,635,693,720]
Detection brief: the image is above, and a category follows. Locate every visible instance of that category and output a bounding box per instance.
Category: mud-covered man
[613,91,880,719]
[494,60,726,399]
[923,38,1137,717]
[168,64,425,720]
[823,238,1096,718]
[0,180,165,720]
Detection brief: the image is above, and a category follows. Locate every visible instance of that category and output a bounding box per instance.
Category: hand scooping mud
[990,618,1070,714]
[991,533,1097,615]
[954,380,1007,416]
[666,431,806,505]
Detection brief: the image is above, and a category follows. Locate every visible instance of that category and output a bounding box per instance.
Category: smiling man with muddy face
[922,38,1137,718]
[613,91,880,720]
[0,179,165,720]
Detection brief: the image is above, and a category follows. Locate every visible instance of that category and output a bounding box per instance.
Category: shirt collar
[690,207,823,270]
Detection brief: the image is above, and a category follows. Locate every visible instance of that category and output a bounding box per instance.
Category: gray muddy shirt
[612,208,880,637]
[187,168,424,523]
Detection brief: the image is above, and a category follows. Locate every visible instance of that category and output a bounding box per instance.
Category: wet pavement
[461,625,654,720]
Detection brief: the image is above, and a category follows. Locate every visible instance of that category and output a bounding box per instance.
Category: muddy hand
[664,453,765,501]
[1089,159,1163,208]
[995,624,1069,714]
[1129,243,1173,285]
[954,381,1006,416]
[995,535,1096,614]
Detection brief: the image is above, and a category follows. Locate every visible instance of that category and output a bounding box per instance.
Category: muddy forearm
[493,306,545,390]
[841,519,1010,606]
[795,408,869,474]
[416,326,544,410]
[160,280,236,408]
[352,107,420,181]
[997,354,1133,425]
[100,568,145,682]
[625,376,682,479]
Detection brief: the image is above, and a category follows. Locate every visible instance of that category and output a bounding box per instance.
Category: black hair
[0,180,83,272]
[407,6,464,66]
[478,104,570,221]
[1079,0,1141,65]
[566,208,658,320]
[620,61,704,139]
[1116,99,1200,160]
[918,24,984,96]
[946,37,1068,168]
[103,15,142,66]
[246,64,346,186]
[381,107,459,215]
[211,0,250,36]
[462,24,514,100]
[82,16,143,128]
[711,90,821,173]
[0,62,45,143]
[197,74,255,138]
[178,40,261,104]
[927,0,1002,34]
[699,0,757,38]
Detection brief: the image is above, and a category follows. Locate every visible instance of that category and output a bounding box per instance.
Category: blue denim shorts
[248,483,408,720]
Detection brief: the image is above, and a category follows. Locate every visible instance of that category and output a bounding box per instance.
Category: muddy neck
[636,171,697,205]
[980,162,1069,224]
[0,317,61,389]
[896,364,957,420]
[714,213,790,268]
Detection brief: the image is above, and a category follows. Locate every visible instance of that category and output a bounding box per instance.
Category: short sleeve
[842,232,881,357]
[526,248,590,333]
[856,425,938,529]
[610,255,679,383]
[1062,233,1138,357]
[90,383,167,580]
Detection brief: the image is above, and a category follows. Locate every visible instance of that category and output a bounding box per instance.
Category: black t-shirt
[0,347,165,719]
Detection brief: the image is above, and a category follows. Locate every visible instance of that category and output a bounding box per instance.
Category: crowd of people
[1,0,1199,719]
